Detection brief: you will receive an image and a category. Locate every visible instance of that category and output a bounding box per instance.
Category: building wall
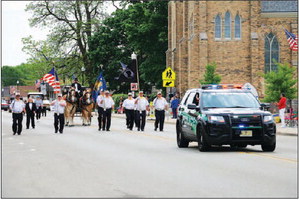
[168,1,298,97]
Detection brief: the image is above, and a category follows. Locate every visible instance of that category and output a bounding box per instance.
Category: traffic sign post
[162,67,176,88]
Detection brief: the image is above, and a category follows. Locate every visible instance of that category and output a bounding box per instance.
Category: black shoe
[106,129,110,131]
[59,131,63,134]
[18,133,21,135]
[55,130,58,133]
[154,128,157,131]
[98,128,101,131]
[138,128,140,131]
[160,130,163,132]
[13,132,16,135]
[33,127,35,129]
[129,128,133,131]
[141,129,144,131]
[102,128,105,131]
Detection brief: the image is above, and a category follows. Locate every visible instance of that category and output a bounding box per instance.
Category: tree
[25,1,107,84]
[200,63,222,85]
[88,1,168,92]
[263,63,297,102]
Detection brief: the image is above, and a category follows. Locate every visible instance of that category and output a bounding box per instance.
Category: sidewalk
[112,113,297,136]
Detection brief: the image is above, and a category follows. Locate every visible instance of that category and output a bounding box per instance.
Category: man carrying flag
[92,72,107,131]
[284,28,298,51]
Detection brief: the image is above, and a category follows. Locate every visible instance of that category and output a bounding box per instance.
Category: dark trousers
[54,113,65,133]
[36,107,42,119]
[12,113,23,134]
[126,109,135,130]
[136,110,146,130]
[97,107,104,129]
[103,108,112,130]
[172,107,178,118]
[26,112,35,128]
[155,110,165,131]
[42,107,47,116]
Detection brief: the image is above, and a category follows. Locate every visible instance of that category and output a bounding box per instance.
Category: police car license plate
[240,130,252,137]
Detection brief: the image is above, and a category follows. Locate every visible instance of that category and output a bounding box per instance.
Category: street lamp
[81,66,86,86]
[16,80,19,93]
[131,52,140,91]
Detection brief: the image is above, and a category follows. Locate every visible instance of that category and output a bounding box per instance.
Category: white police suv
[176,84,276,152]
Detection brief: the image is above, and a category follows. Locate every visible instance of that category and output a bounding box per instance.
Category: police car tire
[176,121,189,148]
[197,126,210,152]
[261,142,276,152]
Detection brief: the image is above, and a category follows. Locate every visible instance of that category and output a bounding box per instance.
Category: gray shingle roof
[261,1,298,12]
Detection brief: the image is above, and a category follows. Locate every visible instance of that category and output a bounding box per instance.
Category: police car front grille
[230,115,262,127]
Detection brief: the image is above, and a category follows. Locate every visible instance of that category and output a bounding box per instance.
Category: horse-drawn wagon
[62,86,95,126]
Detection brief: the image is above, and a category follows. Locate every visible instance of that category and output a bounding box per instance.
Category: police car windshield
[202,92,260,109]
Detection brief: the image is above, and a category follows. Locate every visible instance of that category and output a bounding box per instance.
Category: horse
[64,88,78,127]
[80,88,94,126]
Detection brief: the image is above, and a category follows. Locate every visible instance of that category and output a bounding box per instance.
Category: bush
[112,94,128,108]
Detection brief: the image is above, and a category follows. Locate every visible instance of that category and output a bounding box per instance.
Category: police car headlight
[264,115,273,123]
[208,116,225,123]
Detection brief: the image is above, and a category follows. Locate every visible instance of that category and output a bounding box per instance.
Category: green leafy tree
[200,63,222,85]
[25,1,107,82]
[263,63,297,102]
[88,1,168,91]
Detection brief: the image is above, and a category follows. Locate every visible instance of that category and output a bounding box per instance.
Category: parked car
[43,100,51,111]
[1,100,9,111]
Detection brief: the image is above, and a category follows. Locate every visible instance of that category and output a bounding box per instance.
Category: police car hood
[203,108,271,115]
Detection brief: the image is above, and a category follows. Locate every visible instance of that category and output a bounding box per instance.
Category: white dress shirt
[52,100,66,114]
[153,97,168,111]
[10,100,25,113]
[123,98,135,110]
[29,103,33,110]
[96,95,105,108]
[102,96,115,110]
[136,97,149,111]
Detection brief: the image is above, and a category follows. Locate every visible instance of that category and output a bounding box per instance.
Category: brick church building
[166,1,298,97]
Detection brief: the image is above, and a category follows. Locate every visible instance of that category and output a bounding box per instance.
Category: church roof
[261,1,298,12]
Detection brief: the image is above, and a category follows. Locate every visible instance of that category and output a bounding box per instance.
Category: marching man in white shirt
[101,90,115,131]
[51,93,66,134]
[123,93,135,130]
[153,92,168,132]
[135,91,149,131]
[10,93,25,135]
[96,90,105,131]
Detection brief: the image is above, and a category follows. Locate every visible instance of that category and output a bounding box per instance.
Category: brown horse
[64,88,78,127]
[80,89,94,126]
[80,88,94,126]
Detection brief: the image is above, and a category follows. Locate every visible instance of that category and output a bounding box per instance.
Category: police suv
[176,84,276,152]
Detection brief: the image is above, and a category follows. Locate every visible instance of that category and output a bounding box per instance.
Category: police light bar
[201,84,243,90]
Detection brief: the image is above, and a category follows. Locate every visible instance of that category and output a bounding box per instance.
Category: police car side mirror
[260,103,270,111]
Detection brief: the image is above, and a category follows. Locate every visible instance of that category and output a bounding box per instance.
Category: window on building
[224,11,231,39]
[234,14,241,39]
[265,33,280,72]
[215,15,221,39]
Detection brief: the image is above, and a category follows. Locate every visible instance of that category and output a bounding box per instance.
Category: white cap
[57,93,62,97]
[157,92,162,95]
[105,90,110,94]
[15,93,20,96]
[128,92,132,96]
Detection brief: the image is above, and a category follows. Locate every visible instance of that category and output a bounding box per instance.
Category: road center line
[240,152,297,164]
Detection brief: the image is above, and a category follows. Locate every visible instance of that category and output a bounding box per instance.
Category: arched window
[224,11,231,39]
[234,14,241,39]
[265,33,279,72]
[215,15,221,39]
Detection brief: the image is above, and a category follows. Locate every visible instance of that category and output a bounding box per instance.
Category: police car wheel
[176,121,189,148]
[261,142,276,152]
[197,126,210,152]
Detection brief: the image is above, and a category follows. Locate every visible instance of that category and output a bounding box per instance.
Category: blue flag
[92,72,107,102]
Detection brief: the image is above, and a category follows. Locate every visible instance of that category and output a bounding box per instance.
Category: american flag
[42,67,61,93]
[284,29,298,51]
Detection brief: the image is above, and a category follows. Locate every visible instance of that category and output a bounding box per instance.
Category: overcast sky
[2,1,116,67]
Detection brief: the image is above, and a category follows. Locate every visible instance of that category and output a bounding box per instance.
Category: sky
[2,1,116,67]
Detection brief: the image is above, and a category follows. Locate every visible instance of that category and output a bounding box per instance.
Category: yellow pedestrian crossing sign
[162,67,176,80]
[163,80,175,87]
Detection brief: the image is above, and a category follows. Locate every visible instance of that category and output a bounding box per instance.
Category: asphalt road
[2,111,297,198]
